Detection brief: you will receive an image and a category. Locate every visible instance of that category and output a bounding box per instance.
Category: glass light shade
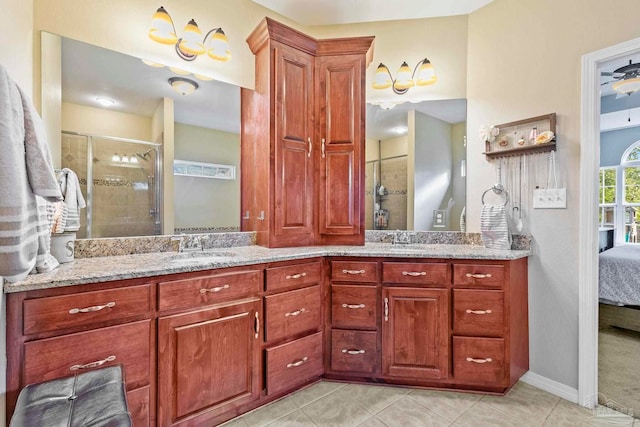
[169,67,191,75]
[416,59,437,86]
[111,153,121,162]
[393,62,415,90]
[129,155,138,164]
[178,19,206,56]
[148,6,178,45]
[613,77,640,95]
[372,63,392,89]
[206,28,231,62]
[121,155,129,163]
[169,77,199,96]
[141,59,165,68]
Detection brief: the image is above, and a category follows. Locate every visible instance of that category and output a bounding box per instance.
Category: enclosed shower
[61,131,161,238]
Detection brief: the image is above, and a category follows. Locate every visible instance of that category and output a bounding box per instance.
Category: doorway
[579,36,640,409]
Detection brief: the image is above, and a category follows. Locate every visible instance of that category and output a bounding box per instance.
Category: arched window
[620,140,640,243]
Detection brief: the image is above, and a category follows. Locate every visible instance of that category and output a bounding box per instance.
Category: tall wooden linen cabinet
[241,18,374,247]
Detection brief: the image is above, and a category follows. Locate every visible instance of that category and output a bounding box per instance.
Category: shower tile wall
[61,135,157,238]
[365,162,374,230]
[380,157,408,230]
[61,134,89,238]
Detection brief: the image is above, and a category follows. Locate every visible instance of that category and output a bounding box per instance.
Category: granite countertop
[4,243,531,293]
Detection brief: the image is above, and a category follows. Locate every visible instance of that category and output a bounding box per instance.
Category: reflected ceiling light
[121,155,130,163]
[148,6,231,62]
[96,97,115,107]
[613,77,640,96]
[379,101,399,110]
[111,153,121,162]
[391,125,409,135]
[373,58,437,95]
[141,58,165,67]
[169,77,199,96]
[129,155,138,164]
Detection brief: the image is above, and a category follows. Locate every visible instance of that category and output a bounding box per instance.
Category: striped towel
[56,168,85,232]
[480,204,511,250]
[0,64,63,283]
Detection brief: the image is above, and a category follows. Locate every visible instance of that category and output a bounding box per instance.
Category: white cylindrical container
[50,232,76,263]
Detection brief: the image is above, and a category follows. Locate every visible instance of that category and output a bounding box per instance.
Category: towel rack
[481,185,509,206]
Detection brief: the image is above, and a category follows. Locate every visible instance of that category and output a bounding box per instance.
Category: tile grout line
[540,398,562,425]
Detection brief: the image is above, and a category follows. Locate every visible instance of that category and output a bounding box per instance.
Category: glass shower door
[61,132,161,238]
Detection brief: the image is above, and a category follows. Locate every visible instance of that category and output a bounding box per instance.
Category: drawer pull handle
[466,273,492,279]
[200,284,230,294]
[466,357,493,364]
[402,271,427,277]
[342,349,365,355]
[70,355,116,371]
[384,297,389,321]
[342,269,365,275]
[68,301,115,314]
[286,356,308,368]
[285,308,306,317]
[466,309,493,315]
[254,312,260,339]
[286,272,307,280]
[342,303,365,309]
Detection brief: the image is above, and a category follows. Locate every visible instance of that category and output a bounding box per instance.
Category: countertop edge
[4,244,531,293]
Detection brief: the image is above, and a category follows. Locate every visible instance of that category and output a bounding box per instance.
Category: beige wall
[310,15,468,104]
[0,0,33,96]
[467,0,640,390]
[62,102,153,141]
[174,123,240,230]
[41,32,62,168]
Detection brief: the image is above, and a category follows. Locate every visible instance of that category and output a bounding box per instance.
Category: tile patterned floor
[221,381,639,427]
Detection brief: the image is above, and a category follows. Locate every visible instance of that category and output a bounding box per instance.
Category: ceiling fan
[601,60,640,97]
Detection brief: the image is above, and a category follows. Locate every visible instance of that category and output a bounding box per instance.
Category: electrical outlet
[533,188,567,209]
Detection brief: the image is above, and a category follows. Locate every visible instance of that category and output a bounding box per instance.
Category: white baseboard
[520,371,579,404]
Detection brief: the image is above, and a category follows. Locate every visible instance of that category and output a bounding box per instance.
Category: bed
[599,245,640,306]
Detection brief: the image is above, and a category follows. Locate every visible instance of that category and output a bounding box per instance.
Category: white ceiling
[252,0,494,26]
[62,38,240,134]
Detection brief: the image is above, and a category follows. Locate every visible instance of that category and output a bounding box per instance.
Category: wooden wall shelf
[484,113,556,160]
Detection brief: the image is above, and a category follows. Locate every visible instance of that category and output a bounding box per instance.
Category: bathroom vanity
[5,244,529,426]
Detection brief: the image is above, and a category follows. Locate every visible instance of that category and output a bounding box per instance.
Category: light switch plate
[533,188,567,209]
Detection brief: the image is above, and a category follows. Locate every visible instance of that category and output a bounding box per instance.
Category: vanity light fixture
[169,77,199,96]
[111,153,121,162]
[373,58,437,95]
[148,6,231,62]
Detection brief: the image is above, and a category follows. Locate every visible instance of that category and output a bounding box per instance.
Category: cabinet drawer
[23,320,150,388]
[330,330,377,374]
[158,270,261,311]
[127,386,150,427]
[382,262,448,285]
[331,261,378,283]
[453,264,504,288]
[23,284,151,335]
[453,337,506,385]
[453,290,504,337]
[331,285,377,329]
[266,331,323,395]
[265,285,322,342]
[266,261,322,292]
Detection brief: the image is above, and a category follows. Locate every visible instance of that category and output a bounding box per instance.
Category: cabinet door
[273,42,315,246]
[382,287,449,379]
[157,300,261,426]
[316,54,364,244]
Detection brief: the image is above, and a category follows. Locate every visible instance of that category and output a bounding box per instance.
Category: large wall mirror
[45,32,466,239]
[365,100,467,231]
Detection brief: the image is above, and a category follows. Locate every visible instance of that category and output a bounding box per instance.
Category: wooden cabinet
[6,280,154,427]
[264,260,324,395]
[382,286,449,380]
[451,259,529,390]
[157,299,261,426]
[241,17,374,247]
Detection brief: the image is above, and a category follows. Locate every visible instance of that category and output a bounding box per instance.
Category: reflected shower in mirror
[54,34,241,238]
[365,99,467,231]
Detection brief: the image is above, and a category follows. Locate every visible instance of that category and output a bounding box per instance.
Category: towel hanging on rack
[480,185,511,250]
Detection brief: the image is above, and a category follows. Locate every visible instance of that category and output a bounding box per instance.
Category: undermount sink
[169,250,237,261]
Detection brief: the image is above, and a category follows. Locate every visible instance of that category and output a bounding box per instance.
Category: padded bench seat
[10,365,132,427]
